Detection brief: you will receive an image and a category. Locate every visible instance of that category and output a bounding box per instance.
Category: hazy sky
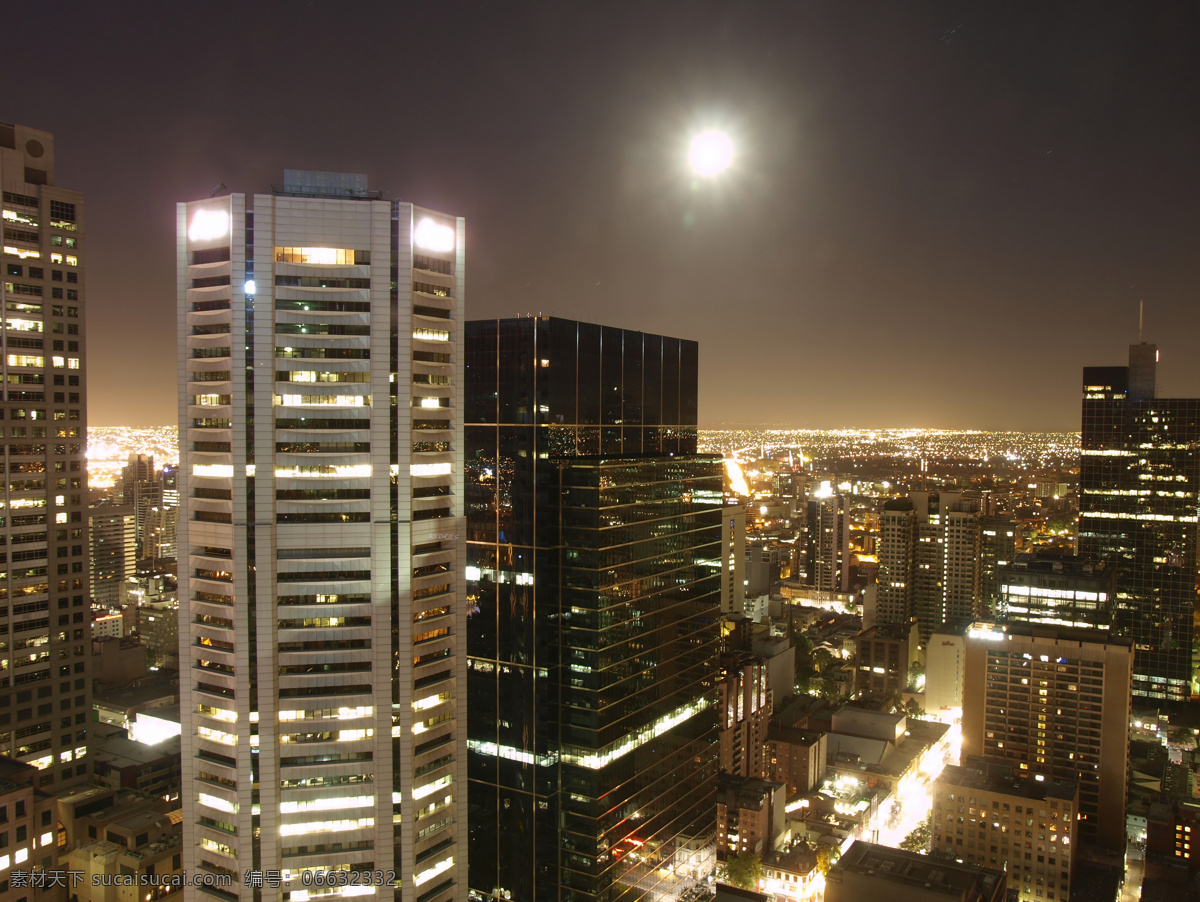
[7,1,1200,429]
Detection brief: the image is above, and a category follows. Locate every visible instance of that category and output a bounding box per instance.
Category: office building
[1080,345,1200,700]
[997,553,1115,630]
[177,171,465,901]
[933,758,1078,902]
[876,494,981,639]
[90,502,136,607]
[824,841,1006,902]
[465,316,721,901]
[0,122,91,786]
[961,622,1132,849]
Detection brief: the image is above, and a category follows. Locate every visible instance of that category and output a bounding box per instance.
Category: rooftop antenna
[208,182,227,198]
[1139,300,1144,343]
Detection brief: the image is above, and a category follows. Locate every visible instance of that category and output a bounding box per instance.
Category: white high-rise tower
[177,171,464,902]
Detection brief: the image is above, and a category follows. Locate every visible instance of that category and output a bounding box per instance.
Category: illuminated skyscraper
[0,122,90,786]
[1080,344,1200,700]
[465,317,721,901]
[177,171,465,901]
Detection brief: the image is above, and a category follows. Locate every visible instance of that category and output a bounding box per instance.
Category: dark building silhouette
[1080,343,1200,700]
[465,317,722,901]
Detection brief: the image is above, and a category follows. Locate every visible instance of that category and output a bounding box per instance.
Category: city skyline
[6,2,1200,429]
[9,6,1200,900]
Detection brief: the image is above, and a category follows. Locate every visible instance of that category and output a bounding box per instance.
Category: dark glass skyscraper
[1080,344,1200,701]
[465,317,722,901]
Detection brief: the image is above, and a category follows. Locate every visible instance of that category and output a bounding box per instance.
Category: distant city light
[244,279,256,295]
[689,131,733,176]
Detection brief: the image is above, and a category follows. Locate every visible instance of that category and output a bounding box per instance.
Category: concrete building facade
[933,759,1078,902]
[177,171,465,901]
[961,622,1132,849]
[0,122,91,788]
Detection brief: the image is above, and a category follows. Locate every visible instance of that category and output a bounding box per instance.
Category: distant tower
[1080,339,1200,701]
[1128,343,1157,401]
[1129,302,1158,400]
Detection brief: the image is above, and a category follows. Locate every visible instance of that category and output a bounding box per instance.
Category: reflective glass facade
[1080,360,1200,701]
[465,317,720,901]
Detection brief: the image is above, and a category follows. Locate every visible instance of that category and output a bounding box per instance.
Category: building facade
[876,494,980,639]
[719,652,771,779]
[932,759,1078,902]
[763,727,825,796]
[961,622,1132,849]
[854,621,918,697]
[1080,346,1200,700]
[465,317,721,901]
[0,122,91,788]
[177,171,465,902]
[997,554,1115,631]
[721,506,746,615]
[90,503,136,608]
[0,757,60,895]
[803,493,849,593]
[925,630,965,719]
[978,515,1016,618]
[876,500,918,627]
[714,775,785,860]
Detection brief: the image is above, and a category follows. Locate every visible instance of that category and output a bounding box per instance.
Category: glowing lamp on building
[967,625,1006,642]
[415,218,455,253]
[189,208,230,243]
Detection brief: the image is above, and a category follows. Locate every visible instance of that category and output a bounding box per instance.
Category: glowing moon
[689,130,734,176]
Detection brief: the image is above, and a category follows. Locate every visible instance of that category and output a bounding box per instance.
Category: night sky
[7,1,1200,430]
